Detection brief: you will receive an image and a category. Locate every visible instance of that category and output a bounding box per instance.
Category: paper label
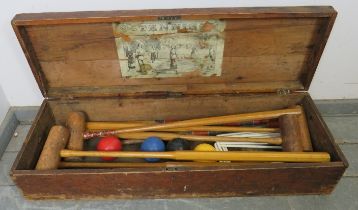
[113,20,225,78]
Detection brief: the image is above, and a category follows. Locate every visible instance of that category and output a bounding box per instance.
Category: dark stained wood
[12,162,345,199]
[302,12,337,89]
[12,25,49,97]
[302,94,348,164]
[11,7,336,98]
[280,115,304,152]
[10,100,55,171]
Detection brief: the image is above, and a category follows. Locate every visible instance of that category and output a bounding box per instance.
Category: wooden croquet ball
[140,136,165,162]
[194,143,216,151]
[194,143,216,162]
[96,136,122,161]
[166,138,190,151]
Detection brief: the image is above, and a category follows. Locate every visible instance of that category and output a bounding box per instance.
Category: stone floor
[0,110,357,209]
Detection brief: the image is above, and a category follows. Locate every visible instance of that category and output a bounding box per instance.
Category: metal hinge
[276,88,291,96]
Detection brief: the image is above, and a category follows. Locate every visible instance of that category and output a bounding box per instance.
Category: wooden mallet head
[35,125,70,170]
[65,112,86,161]
[279,106,313,152]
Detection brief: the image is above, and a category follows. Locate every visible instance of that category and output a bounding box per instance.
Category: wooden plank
[10,100,55,171]
[12,6,336,26]
[225,17,325,30]
[46,81,303,98]
[39,54,308,89]
[12,164,345,199]
[302,95,348,164]
[28,18,322,61]
[40,60,122,87]
[48,93,304,124]
[223,23,320,57]
[303,13,336,90]
[12,25,48,97]
[25,23,114,42]
[12,7,336,97]
[31,38,117,62]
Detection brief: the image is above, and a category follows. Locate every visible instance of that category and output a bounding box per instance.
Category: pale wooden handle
[115,132,282,145]
[83,107,301,139]
[60,150,330,163]
[87,121,155,130]
[87,122,279,133]
[59,161,260,168]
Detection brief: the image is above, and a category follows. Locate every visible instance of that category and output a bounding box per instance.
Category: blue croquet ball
[140,136,165,162]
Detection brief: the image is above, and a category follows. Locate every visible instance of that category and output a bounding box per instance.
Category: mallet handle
[115,132,282,145]
[87,123,279,133]
[59,161,260,168]
[60,150,330,163]
[84,107,301,139]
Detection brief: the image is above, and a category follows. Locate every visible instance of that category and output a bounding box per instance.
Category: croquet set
[10,6,348,199]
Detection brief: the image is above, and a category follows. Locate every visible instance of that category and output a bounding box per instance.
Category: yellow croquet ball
[194,143,216,151]
[193,143,216,162]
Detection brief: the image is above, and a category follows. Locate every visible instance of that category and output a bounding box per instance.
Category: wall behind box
[0,85,10,124]
[0,0,357,106]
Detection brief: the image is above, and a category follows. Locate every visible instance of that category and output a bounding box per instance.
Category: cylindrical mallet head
[35,125,70,170]
[279,114,305,152]
[296,106,313,151]
[66,112,86,161]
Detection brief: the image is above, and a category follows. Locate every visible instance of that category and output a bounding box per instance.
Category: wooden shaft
[59,161,260,169]
[60,150,330,163]
[66,112,86,161]
[297,106,313,151]
[83,107,302,139]
[165,126,279,133]
[87,122,279,133]
[87,121,155,130]
[114,132,282,145]
[36,126,70,170]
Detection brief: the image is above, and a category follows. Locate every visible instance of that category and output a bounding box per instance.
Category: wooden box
[10,6,348,199]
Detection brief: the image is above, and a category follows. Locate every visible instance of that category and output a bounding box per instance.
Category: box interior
[13,93,345,171]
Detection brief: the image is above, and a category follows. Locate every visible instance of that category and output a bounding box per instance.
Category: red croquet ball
[96,136,122,161]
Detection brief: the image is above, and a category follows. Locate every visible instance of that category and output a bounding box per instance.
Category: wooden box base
[10,93,348,199]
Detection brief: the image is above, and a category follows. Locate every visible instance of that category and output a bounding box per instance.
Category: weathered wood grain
[12,7,336,97]
[11,100,55,171]
[12,6,336,26]
[302,95,348,164]
[39,55,307,88]
[46,81,304,98]
[12,162,345,199]
[48,93,304,124]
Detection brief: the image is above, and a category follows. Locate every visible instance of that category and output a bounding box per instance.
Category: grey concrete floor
[0,113,357,209]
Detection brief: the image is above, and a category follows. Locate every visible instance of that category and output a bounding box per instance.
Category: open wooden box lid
[12,6,337,99]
